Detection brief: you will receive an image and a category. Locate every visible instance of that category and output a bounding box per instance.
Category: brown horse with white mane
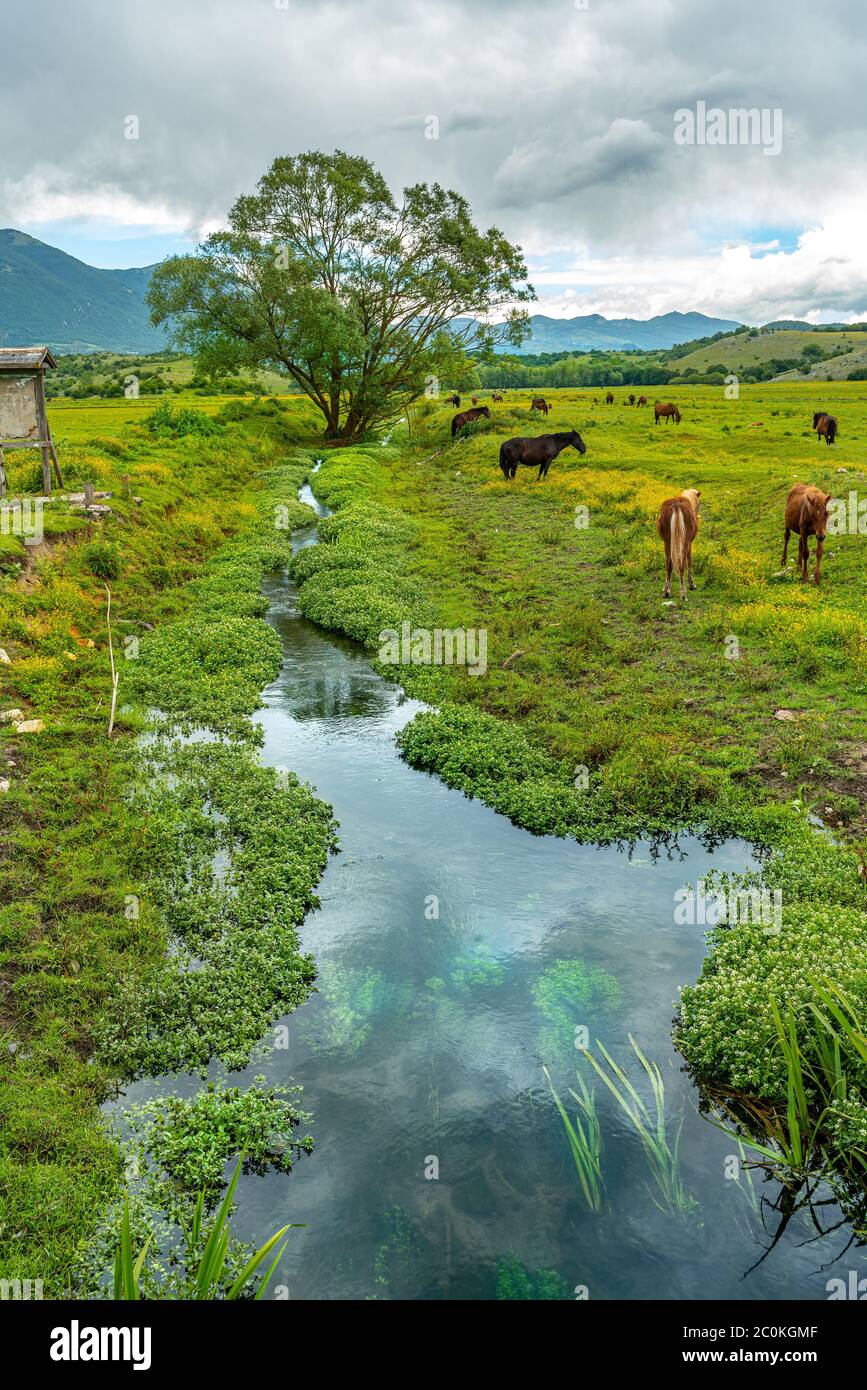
[451,405,490,437]
[657,489,700,598]
[782,484,832,583]
[499,430,586,480]
[812,411,838,445]
[655,401,681,425]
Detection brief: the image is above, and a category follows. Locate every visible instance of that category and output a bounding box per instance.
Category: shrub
[83,541,122,581]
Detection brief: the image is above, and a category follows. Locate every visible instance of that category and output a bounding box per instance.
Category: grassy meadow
[351,381,867,823]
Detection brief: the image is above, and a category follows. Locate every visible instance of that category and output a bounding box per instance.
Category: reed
[544,1065,603,1211]
[583,1036,698,1215]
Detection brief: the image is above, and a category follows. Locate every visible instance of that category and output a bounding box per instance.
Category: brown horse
[655,401,681,425]
[637,395,648,407]
[499,429,586,480]
[812,411,838,445]
[628,393,636,405]
[605,391,615,405]
[445,394,460,407]
[531,397,549,415]
[492,392,504,402]
[782,484,832,584]
[657,489,700,599]
[451,406,490,438]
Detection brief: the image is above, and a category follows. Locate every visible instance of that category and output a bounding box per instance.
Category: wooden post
[50,440,63,489]
[84,480,95,507]
[35,369,52,496]
[0,444,6,500]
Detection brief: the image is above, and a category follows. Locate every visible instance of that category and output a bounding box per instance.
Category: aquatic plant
[544,1065,604,1212]
[583,1036,698,1216]
[124,1080,314,1214]
[495,1255,571,1300]
[532,958,621,1063]
[450,942,504,993]
[113,1158,297,1300]
[309,961,396,1057]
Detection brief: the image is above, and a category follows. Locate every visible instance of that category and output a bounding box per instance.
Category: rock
[774,709,797,721]
[0,779,9,793]
[0,708,24,724]
[14,719,44,734]
[0,648,10,664]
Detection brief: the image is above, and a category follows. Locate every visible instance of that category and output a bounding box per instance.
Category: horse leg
[781,527,790,567]
[798,534,808,581]
[814,536,824,583]
[662,547,672,598]
[687,542,696,590]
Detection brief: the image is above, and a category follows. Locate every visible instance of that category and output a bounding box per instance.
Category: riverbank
[0,400,335,1293]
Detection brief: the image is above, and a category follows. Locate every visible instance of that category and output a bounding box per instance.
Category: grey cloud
[1,0,866,319]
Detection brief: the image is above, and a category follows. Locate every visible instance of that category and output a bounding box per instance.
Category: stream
[117,479,861,1301]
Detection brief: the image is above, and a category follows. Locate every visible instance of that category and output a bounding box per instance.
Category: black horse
[812,411,837,445]
[499,430,586,481]
[445,394,461,407]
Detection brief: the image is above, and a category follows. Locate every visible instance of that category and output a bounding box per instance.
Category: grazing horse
[637,395,648,407]
[628,393,636,405]
[531,397,549,415]
[812,411,838,445]
[657,489,701,599]
[499,429,586,481]
[655,401,681,425]
[451,405,490,438]
[605,391,615,405]
[782,484,832,584]
[445,394,460,407]
[492,392,504,402]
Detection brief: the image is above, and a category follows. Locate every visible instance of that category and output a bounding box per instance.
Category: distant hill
[489,310,743,354]
[0,229,743,358]
[672,327,867,379]
[0,230,167,353]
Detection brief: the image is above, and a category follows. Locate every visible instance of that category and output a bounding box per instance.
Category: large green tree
[147,150,534,441]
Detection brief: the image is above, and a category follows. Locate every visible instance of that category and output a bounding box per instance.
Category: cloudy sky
[3,0,866,323]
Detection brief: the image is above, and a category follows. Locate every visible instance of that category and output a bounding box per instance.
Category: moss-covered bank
[1,404,336,1293]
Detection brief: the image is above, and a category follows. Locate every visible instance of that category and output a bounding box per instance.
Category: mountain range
[0,229,165,353]
[0,229,742,355]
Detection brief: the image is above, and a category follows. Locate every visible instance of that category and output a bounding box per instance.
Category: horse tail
[670,508,687,577]
[674,406,681,423]
[828,417,837,443]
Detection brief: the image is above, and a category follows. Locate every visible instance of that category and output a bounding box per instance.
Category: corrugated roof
[0,347,57,371]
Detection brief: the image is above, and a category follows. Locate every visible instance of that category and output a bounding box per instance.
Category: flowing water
[116,481,861,1301]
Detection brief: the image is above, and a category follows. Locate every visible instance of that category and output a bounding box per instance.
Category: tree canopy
[147,150,534,441]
